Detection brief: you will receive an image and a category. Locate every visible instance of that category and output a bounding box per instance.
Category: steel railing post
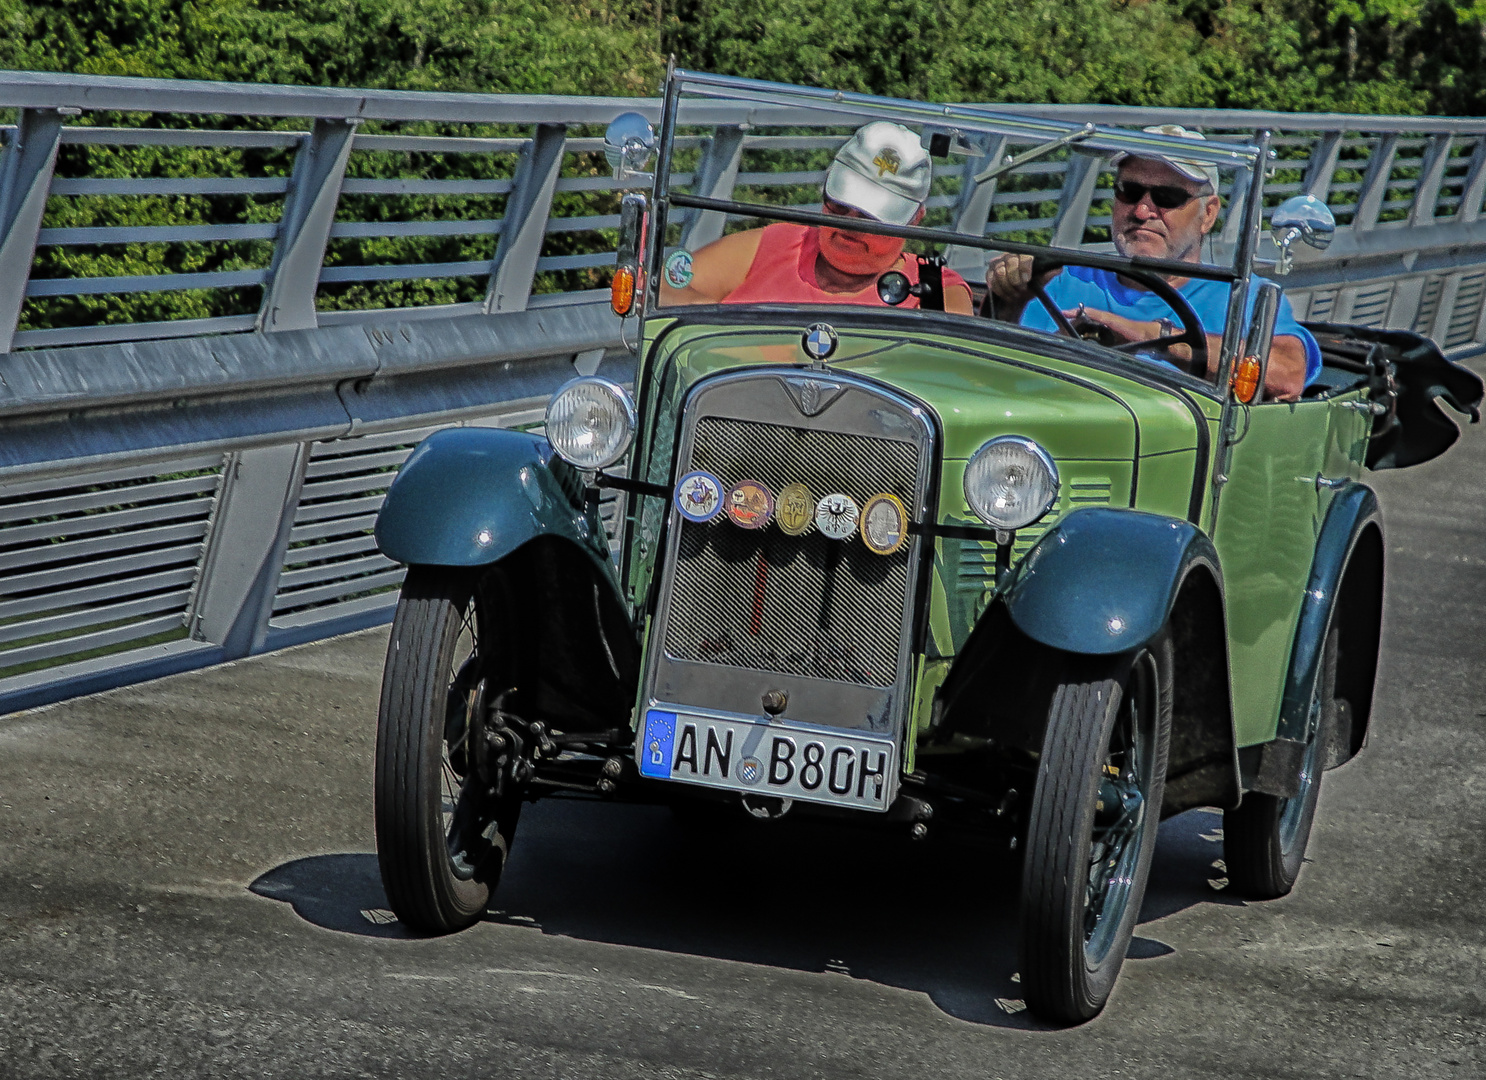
[946,135,1008,276]
[484,123,567,314]
[1409,134,1454,226]
[256,118,357,333]
[0,108,65,354]
[1302,131,1343,201]
[187,443,310,658]
[1050,151,1101,249]
[1456,137,1486,222]
[1219,129,1267,248]
[680,125,745,251]
[1352,133,1400,231]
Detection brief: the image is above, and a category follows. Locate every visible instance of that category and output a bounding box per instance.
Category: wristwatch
[1156,317,1176,339]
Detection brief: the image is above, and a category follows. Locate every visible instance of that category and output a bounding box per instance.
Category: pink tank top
[721,222,968,308]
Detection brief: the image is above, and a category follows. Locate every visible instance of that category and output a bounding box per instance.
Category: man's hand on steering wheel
[1066,306,1218,376]
[984,253,1059,319]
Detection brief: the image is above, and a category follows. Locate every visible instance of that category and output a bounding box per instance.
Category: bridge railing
[2,70,1485,713]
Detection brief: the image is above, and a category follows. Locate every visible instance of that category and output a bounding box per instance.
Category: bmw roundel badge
[801,322,838,362]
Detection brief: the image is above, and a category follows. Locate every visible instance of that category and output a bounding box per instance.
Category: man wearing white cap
[660,121,974,313]
[985,124,1319,401]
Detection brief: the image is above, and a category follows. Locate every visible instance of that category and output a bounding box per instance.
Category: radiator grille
[663,416,919,687]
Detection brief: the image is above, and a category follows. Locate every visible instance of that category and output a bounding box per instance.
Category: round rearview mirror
[877,271,912,306]
[604,112,656,178]
[1271,194,1335,252]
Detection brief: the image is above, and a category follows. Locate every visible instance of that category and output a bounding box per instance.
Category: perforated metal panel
[1446,271,1486,348]
[269,429,427,628]
[1349,283,1393,327]
[0,455,224,679]
[663,416,919,687]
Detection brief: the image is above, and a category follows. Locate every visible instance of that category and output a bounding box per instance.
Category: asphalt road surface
[3,372,1484,1079]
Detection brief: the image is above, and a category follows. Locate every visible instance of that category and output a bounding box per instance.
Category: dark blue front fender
[1276,482,1383,748]
[374,427,612,573]
[1004,507,1222,655]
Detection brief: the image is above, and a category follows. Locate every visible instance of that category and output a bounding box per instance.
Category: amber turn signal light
[1232,355,1261,404]
[611,266,636,316]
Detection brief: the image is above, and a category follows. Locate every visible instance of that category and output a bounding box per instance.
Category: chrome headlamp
[544,376,637,470]
[963,436,1060,531]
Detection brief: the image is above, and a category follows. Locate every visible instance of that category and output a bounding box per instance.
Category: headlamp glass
[963,436,1059,531]
[544,376,637,470]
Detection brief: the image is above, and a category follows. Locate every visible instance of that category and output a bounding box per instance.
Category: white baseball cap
[1112,125,1221,193]
[823,121,932,226]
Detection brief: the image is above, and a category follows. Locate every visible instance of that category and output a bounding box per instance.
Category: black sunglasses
[1112,179,1206,210]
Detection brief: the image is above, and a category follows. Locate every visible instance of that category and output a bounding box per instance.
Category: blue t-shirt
[1021,265,1321,386]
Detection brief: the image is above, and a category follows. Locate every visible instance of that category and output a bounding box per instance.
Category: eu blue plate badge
[640,709,678,778]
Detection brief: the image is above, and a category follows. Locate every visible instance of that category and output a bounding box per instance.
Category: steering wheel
[1022,258,1210,379]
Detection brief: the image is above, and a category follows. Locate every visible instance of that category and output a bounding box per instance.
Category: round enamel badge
[814,493,859,541]
[725,480,775,530]
[663,249,694,289]
[861,493,909,555]
[775,482,814,536]
[674,470,723,523]
[801,322,838,362]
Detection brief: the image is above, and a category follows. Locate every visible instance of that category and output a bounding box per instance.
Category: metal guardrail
[3,69,1486,714]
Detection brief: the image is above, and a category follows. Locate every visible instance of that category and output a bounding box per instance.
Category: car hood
[647,320,1206,463]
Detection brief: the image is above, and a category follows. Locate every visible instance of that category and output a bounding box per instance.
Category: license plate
[637,708,896,811]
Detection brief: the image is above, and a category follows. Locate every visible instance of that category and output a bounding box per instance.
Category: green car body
[615,308,1374,798]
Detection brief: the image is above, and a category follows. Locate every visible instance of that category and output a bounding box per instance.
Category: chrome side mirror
[604,112,656,182]
[1270,194,1335,275]
[1233,282,1282,404]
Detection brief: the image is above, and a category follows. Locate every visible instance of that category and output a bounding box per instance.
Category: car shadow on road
[249,798,1246,1027]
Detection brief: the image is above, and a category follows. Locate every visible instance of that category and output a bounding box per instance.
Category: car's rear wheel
[1019,630,1173,1024]
[1223,624,1337,899]
[374,565,522,933]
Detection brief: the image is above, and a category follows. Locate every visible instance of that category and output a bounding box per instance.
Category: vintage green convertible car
[370,71,1482,1023]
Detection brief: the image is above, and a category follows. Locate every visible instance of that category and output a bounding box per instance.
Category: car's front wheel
[374,565,523,933]
[1019,630,1173,1024]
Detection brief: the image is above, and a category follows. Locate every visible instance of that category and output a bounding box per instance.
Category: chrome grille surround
[642,369,934,749]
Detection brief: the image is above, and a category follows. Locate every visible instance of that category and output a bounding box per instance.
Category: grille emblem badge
[782,374,845,416]
[861,493,910,555]
[800,323,839,363]
[725,479,775,529]
[815,493,860,540]
[775,483,814,536]
[674,470,724,522]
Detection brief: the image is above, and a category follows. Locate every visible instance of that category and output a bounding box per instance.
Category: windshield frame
[643,66,1272,390]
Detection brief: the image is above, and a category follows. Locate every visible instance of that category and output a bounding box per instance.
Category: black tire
[1223,624,1336,900]
[1020,630,1173,1024]
[374,565,522,933]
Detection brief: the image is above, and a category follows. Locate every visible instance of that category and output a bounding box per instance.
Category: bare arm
[657,229,765,306]
[1259,335,1308,402]
[1068,307,1310,402]
[945,281,974,316]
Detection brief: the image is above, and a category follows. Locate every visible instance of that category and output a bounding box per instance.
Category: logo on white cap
[825,122,932,226]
